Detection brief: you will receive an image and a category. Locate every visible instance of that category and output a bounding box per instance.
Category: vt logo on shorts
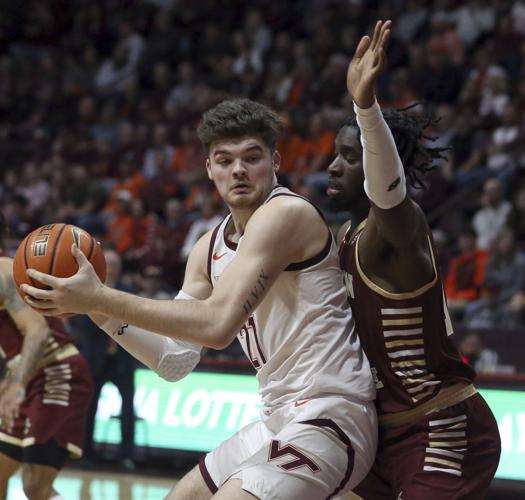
[268,440,321,472]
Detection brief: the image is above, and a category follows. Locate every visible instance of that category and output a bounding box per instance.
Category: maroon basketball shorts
[354,393,501,500]
[0,352,92,467]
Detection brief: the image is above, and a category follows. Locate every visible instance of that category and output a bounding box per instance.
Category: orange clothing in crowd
[170,145,206,174]
[106,173,146,210]
[106,213,156,256]
[277,134,309,174]
[445,249,489,301]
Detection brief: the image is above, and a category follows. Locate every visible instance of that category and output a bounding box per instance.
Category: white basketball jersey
[208,186,375,409]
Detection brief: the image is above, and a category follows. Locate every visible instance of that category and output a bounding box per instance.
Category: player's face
[326,125,364,205]
[207,137,279,209]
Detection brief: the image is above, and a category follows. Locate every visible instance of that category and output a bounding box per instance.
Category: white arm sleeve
[354,99,407,209]
[97,290,202,382]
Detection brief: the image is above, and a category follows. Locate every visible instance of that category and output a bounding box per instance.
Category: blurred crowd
[1,0,525,351]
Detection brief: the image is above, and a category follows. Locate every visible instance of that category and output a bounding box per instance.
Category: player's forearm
[94,286,235,349]
[90,315,202,382]
[354,99,407,209]
[13,327,50,385]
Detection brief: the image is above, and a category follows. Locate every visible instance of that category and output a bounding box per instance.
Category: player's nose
[327,156,341,176]
[232,159,248,176]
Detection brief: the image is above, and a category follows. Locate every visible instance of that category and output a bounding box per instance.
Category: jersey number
[240,316,266,370]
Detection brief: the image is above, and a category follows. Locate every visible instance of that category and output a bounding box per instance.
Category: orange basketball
[12,223,106,302]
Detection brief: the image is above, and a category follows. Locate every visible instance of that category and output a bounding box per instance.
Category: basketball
[12,223,107,301]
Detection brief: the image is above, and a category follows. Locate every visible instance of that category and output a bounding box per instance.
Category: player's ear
[205,158,213,180]
[272,151,281,173]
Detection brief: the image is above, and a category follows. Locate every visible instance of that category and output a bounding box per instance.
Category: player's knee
[164,464,213,500]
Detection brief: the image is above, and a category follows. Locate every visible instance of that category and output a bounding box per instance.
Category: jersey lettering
[239,316,266,370]
[442,286,454,336]
[268,440,321,472]
[344,272,355,299]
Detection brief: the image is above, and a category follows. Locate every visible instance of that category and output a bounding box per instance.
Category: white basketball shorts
[198,396,377,500]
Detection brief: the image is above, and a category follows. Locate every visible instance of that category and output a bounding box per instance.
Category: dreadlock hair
[344,103,449,189]
[197,98,284,153]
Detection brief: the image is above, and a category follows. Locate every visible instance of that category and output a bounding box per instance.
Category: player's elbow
[200,301,239,349]
[204,332,234,350]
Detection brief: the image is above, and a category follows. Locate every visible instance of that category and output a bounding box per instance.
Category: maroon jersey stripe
[207,223,222,282]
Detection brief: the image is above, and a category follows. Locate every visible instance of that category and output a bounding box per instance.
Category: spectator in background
[445,227,489,319]
[459,332,499,374]
[472,177,512,250]
[506,183,525,248]
[69,250,136,472]
[137,265,172,299]
[463,227,525,328]
[180,198,222,261]
[95,43,137,96]
[106,192,159,269]
[142,124,175,179]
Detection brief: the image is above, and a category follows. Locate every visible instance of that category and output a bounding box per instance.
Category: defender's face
[326,125,364,205]
[206,137,279,209]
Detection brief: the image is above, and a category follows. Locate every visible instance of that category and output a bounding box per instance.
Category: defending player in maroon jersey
[0,213,92,500]
[327,20,500,499]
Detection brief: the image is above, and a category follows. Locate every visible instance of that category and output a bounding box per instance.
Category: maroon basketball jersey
[339,223,474,416]
[0,309,71,363]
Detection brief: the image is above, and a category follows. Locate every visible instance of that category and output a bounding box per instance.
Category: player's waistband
[378,382,477,429]
[37,343,80,370]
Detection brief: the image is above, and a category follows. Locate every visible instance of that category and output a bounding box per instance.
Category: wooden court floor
[7,467,177,500]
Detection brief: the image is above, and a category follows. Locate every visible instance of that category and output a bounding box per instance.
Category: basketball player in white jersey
[22,99,377,500]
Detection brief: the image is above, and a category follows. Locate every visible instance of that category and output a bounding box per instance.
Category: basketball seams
[86,236,96,261]
[22,233,38,288]
[49,223,67,278]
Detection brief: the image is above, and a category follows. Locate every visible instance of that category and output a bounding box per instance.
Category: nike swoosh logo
[294,400,309,407]
[212,252,227,261]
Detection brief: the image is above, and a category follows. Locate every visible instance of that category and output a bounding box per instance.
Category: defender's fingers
[354,35,371,59]
[379,22,392,50]
[370,20,383,51]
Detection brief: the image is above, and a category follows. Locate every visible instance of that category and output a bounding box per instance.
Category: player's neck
[351,197,370,227]
[228,207,256,241]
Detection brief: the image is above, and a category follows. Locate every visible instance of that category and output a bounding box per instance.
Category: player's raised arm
[346,20,427,249]
[22,196,326,349]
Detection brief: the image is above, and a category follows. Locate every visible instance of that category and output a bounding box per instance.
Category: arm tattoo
[115,324,129,336]
[243,270,270,315]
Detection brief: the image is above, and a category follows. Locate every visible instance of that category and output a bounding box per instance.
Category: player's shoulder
[259,192,321,224]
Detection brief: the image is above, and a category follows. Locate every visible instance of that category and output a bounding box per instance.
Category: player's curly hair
[345,104,448,188]
[197,98,284,152]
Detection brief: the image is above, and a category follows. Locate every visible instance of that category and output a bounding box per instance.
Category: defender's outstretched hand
[21,244,103,316]
[347,20,391,109]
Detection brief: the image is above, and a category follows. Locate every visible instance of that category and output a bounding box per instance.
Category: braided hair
[344,104,448,188]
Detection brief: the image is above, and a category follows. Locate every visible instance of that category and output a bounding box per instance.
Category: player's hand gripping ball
[12,224,106,316]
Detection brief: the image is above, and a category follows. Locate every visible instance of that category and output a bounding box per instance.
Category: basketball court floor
[6,468,175,499]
